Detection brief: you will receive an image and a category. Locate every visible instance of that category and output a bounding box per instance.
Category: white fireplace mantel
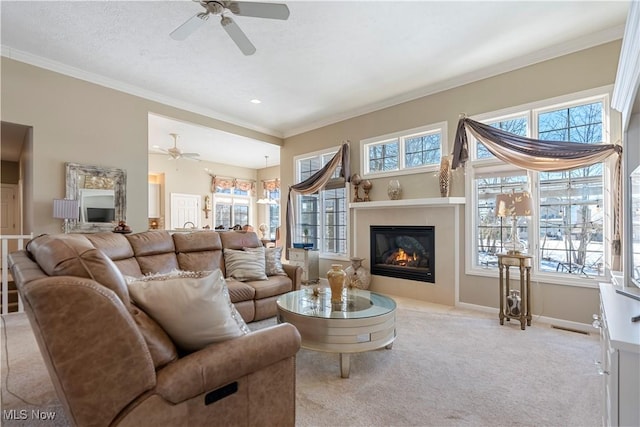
[349,196,465,306]
[349,197,465,210]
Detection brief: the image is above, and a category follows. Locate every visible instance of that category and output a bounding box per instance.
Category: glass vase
[387,180,401,200]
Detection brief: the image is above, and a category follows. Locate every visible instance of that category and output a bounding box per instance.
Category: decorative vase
[506,289,521,317]
[351,173,363,202]
[327,264,346,303]
[439,155,452,197]
[387,180,401,200]
[362,180,372,202]
[344,257,371,290]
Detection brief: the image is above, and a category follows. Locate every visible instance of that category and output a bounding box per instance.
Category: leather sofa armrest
[155,323,301,403]
[19,276,156,426]
[282,263,303,290]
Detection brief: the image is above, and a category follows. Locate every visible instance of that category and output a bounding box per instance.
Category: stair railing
[1,234,33,314]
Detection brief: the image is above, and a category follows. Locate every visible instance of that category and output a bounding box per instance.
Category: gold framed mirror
[65,162,126,232]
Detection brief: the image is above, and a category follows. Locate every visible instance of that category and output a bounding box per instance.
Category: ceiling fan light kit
[170,0,290,56]
[156,133,201,161]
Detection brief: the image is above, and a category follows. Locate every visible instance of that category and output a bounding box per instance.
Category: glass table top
[276,288,396,319]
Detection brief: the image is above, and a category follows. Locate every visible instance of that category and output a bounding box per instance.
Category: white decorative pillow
[224,248,268,281]
[126,269,250,352]
[264,246,287,276]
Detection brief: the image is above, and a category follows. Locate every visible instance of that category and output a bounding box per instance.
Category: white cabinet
[288,248,319,284]
[597,284,640,427]
[148,183,160,218]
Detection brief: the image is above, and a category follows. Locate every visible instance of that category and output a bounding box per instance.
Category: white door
[170,193,200,229]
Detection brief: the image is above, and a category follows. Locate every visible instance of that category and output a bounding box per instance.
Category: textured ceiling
[0,1,629,167]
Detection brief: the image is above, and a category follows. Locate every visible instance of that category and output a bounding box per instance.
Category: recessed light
[250,99,262,104]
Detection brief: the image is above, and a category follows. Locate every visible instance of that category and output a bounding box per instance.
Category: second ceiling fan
[154,133,201,161]
[170,1,290,56]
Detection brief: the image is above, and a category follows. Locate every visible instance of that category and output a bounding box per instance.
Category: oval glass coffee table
[276,288,396,378]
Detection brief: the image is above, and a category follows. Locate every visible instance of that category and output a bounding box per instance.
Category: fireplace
[370,225,435,283]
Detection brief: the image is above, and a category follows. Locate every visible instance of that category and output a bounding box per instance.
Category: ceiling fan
[170,1,290,56]
[154,133,201,161]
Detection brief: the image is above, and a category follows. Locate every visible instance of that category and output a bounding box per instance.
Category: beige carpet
[2,298,601,426]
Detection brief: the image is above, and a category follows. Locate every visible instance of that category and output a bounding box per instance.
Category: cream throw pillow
[224,247,268,281]
[264,247,287,276]
[126,269,250,352]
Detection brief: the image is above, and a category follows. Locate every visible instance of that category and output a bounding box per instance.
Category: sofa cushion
[127,231,179,275]
[225,279,256,303]
[219,230,261,250]
[173,232,225,273]
[246,275,294,299]
[126,269,250,352]
[264,246,287,277]
[223,248,268,281]
[129,304,178,369]
[27,234,131,307]
[86,232,143,277]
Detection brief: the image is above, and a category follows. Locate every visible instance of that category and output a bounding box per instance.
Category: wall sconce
[203,195,211,218]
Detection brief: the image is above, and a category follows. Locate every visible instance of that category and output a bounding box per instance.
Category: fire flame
[394,248,417,266]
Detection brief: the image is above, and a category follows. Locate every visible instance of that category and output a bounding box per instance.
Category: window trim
[212,192,252,229]
[360,122,448,178]
[293,145,350,260]
[464,86,614,288]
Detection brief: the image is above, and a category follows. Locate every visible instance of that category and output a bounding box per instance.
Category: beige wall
[281,40,623,324]
[256,164,281,231]
[1,57,282,235]
[0,40,623,324]
[148,155,261,230]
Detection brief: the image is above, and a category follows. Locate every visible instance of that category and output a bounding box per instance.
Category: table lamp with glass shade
[495,191,533,255]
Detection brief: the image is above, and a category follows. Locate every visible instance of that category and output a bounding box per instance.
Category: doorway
[170,193,200,230]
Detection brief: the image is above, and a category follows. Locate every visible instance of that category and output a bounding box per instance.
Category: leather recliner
[9,231,301,427]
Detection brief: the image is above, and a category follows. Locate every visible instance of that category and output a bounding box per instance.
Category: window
[212,177,252,229]
[362,122,447,177]
[295,148,348,256]
[467,92,610,284]
[267,186,280,240]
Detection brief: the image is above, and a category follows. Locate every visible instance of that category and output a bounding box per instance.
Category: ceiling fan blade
[220,16,256,56]
[181,153,200,158]
[226,1,290,20]
[170,12,208,41]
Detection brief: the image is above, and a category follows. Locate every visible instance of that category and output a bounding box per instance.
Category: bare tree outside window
[471,97,607,280]
[538,102,604,277]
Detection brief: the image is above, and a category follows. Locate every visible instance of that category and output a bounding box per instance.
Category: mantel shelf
[349,197,465,210]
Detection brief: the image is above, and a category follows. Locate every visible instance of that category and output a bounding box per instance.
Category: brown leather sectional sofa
[8,230,302,427]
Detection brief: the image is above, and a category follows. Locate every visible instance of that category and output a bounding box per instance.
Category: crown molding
[612,1,640,128]
[0,46,284,139]
[1,23,625,140]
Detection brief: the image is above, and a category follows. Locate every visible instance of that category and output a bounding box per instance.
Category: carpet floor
[2,297,601,426]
